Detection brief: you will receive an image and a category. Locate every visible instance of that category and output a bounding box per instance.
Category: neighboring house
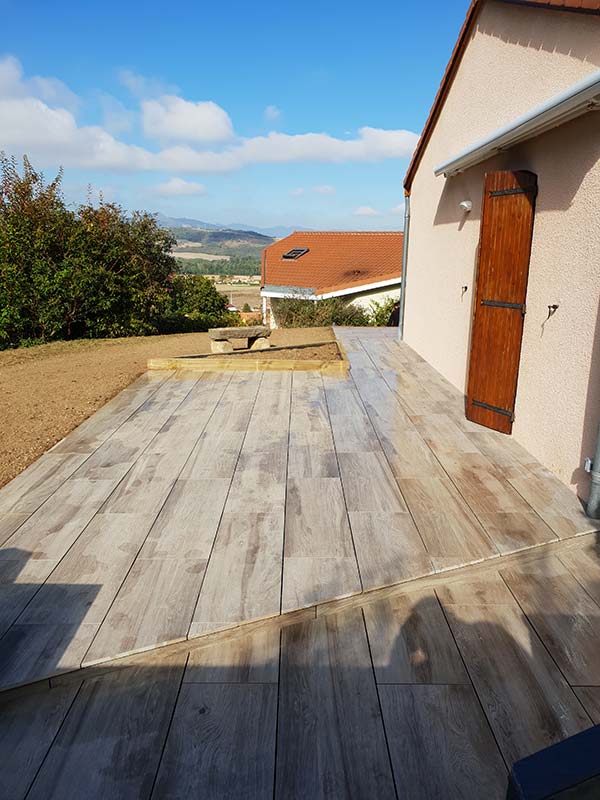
[261,231,403,327]
[401,0,600,500]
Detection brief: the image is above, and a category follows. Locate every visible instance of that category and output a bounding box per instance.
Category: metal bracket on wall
[489,187,538,198]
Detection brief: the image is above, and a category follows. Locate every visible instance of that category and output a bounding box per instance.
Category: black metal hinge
[472,399,515,422]
[482,299,526,314]
[489,187,537,197]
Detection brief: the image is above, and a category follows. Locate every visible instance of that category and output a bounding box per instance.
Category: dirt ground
[204,342,341,361]
[0,327,334,489]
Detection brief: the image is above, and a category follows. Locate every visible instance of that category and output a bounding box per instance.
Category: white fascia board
[316,276,401,299]
[260,276,401,301]
[261,289,318,299]
[434,69,600,178]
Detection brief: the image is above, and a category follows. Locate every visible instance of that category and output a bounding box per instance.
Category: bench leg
[211,340,234,353]
[250,338,270,351]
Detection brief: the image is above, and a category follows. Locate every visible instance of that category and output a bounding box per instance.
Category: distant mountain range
[154,212,309,239]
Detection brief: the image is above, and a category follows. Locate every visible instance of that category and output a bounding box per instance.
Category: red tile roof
[262,231,403,296]
[404,0,599,193]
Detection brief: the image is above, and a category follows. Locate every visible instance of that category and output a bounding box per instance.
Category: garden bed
[148,340,348,374]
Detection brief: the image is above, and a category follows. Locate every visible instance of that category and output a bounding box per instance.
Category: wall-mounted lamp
[459,200,473,213]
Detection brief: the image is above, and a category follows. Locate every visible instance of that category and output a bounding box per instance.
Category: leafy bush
[170,274,228,317]
[271,296,371,328]
[369,296,398,327]
[0,155,237,348]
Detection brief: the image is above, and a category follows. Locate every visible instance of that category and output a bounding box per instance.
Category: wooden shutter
[465,170,537,435]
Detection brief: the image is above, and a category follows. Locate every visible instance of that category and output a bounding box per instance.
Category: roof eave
[403,0,600,194]
[435,69,600,177]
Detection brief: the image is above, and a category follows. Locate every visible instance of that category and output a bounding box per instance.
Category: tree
[170,274,228,317]
[0,155,236,348]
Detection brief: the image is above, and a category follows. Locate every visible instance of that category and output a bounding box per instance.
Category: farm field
[174,251,231,261]
[0,328,334,489]
[215,282,261,310]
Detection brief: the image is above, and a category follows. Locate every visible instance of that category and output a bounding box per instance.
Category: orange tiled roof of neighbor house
[262,231,403,296]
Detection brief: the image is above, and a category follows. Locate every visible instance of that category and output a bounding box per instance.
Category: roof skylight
[282,248,309,260]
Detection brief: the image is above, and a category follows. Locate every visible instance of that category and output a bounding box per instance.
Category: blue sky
[0,0,470,230]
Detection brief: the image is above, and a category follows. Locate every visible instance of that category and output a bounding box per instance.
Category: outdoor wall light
[459,200,473,212]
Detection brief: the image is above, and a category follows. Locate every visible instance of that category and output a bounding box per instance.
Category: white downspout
[398,195,410,341]
[586,423,600,519]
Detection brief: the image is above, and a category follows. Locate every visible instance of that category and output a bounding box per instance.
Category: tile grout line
[271,626,285,800]
[22,679,86,800]
[278,371,294,616]
[321,371,365,593]
[147,652,191,799]
[360,606,401,800]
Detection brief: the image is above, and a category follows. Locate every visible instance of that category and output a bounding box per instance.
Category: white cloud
[354,205,381,216]
[153,177,207,196]
[158,127,417,173]
[313,185,335,195]
[0,58,419,175]
[390,204,405,215]
[0,55,78,112]
[290,187,305,196]
[118,68,178,99]
[264,104,281,121]
[142,95,233,143]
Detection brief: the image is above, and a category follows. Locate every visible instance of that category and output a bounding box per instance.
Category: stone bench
[208,325,272,353]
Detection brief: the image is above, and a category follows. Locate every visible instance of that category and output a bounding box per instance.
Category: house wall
[349,285,400,312]
[404,0,600,498]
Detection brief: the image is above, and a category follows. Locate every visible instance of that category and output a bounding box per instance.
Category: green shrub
[369,296,398,327]
[271,296,371,328]
[169,274,228,317]
[0,155,242,348]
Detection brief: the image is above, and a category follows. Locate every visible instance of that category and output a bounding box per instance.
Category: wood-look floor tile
[276,610,396,799]
[380,684,506,799]
[153,683,277,800]
[364,589,468,684]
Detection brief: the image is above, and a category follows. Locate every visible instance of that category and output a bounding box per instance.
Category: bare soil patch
[0,327,334,488]
[204,342,341,362]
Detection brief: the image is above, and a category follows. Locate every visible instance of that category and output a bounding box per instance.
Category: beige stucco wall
[349,284,400,312]
[404,0,600,498]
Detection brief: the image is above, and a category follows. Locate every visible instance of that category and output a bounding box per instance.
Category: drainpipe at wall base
[398,194,411,341]
[586,423,600,519]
